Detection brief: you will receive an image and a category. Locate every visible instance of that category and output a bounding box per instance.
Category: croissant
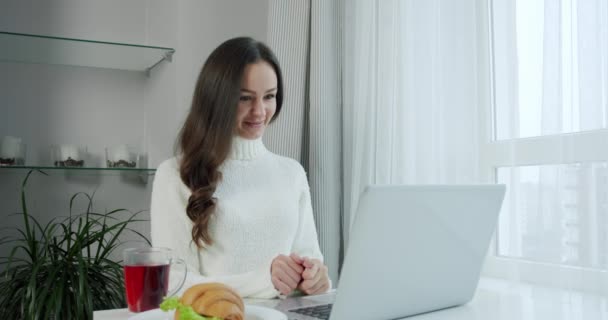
[176,282,245,320]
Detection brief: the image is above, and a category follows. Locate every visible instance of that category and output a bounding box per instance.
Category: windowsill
[389,277,608,319]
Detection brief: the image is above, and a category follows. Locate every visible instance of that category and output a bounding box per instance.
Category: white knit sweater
[150,137,324,298]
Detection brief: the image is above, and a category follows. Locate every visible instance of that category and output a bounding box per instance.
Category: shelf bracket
[145,50,175,77]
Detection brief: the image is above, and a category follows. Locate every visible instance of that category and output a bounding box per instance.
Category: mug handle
[167,258,187,297]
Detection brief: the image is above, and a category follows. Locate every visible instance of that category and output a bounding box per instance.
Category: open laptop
[275,184,506,320]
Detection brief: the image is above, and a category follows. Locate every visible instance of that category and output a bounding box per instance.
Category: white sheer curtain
[342,0,482,247]
[342,0,607,294]
[493,0,608,139]
[486,0,608,294]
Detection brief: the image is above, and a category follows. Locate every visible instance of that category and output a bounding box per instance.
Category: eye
[264,93,276,100]
[239,96,253,102]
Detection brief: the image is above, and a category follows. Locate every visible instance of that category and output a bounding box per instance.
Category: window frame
[477,0,608,295]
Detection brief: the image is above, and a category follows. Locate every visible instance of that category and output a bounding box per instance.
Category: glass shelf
[0,31,175,73]
[0,166,155,184]
[0,165,156,173]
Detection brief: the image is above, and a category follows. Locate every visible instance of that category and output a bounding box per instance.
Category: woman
[150,37,330,299]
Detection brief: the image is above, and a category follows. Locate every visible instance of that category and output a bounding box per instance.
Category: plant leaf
[1,170,150,318]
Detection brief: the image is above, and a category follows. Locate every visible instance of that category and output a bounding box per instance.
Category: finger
[276,268,298,289]
[290,253,304,264]
[302,257,314,269]
[302,262,319,280]
[285,256,304,274]
[309,265,323,284]
[312,281,330,295]
[278,260,302,284]
[298,279,315,293]
[274,256,301,282]
[303,265,325,293]
[302,267,327,294]
[271,254,287,270]
[272,273,292,295]
[303,257,322,269]
[309,276,327,294]
[274,279,291,295]
[308,281,324,295]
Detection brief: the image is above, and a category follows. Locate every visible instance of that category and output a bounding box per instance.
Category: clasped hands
[271,253,329,296]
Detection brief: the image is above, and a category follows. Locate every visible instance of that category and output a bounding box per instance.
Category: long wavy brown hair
[178,37,284,248]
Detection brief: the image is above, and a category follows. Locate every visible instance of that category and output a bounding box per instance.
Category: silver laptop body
[278,184,506,320]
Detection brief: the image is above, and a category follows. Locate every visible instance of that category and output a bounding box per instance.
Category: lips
[244,120,264,127]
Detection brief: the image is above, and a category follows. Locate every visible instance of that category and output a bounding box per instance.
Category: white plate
[128,304,287,320]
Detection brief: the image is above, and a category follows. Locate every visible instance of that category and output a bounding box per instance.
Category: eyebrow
[240,87,278,94]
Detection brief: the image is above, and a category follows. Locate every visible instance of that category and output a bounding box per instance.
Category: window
[496,163,608,269]
[492,0,608,140]
[487,0,608,282]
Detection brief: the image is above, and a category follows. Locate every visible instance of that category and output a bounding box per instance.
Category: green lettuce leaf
[160,297,222,320]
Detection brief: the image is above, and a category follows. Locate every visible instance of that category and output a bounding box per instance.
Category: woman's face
[235,61,278,139]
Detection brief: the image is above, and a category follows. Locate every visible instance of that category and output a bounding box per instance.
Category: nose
[251,97,266,118]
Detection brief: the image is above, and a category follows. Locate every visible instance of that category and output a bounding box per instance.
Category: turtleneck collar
[228,136,267,160]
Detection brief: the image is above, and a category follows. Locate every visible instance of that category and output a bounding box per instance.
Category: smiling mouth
[244,120,264,127]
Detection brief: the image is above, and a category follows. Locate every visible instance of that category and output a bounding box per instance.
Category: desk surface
[94,277,608,320]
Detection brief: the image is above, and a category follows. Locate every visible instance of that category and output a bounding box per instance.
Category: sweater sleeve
[290,167,333,290]
[150,159,279,298]
[290,168,324,262]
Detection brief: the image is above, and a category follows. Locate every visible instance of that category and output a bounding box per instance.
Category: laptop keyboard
[289,304,333,320]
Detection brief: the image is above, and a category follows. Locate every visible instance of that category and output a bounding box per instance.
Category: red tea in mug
[124,264,170,312]
[123,247,187,313]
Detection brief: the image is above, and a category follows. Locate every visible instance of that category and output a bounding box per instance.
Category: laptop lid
[330,184,506,320]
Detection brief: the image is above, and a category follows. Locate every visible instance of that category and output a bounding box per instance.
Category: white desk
[94,277,608,320]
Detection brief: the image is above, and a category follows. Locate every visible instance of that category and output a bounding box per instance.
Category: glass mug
[123,247,187,312]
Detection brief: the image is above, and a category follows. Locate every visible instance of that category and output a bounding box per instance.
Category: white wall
[172,0,270,161]
[0,0,151,43]
[0,0,172,267]
[0,0,154,167]
[0,0,271,265]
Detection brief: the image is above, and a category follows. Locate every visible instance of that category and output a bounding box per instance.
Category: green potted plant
[0,170,150,319]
